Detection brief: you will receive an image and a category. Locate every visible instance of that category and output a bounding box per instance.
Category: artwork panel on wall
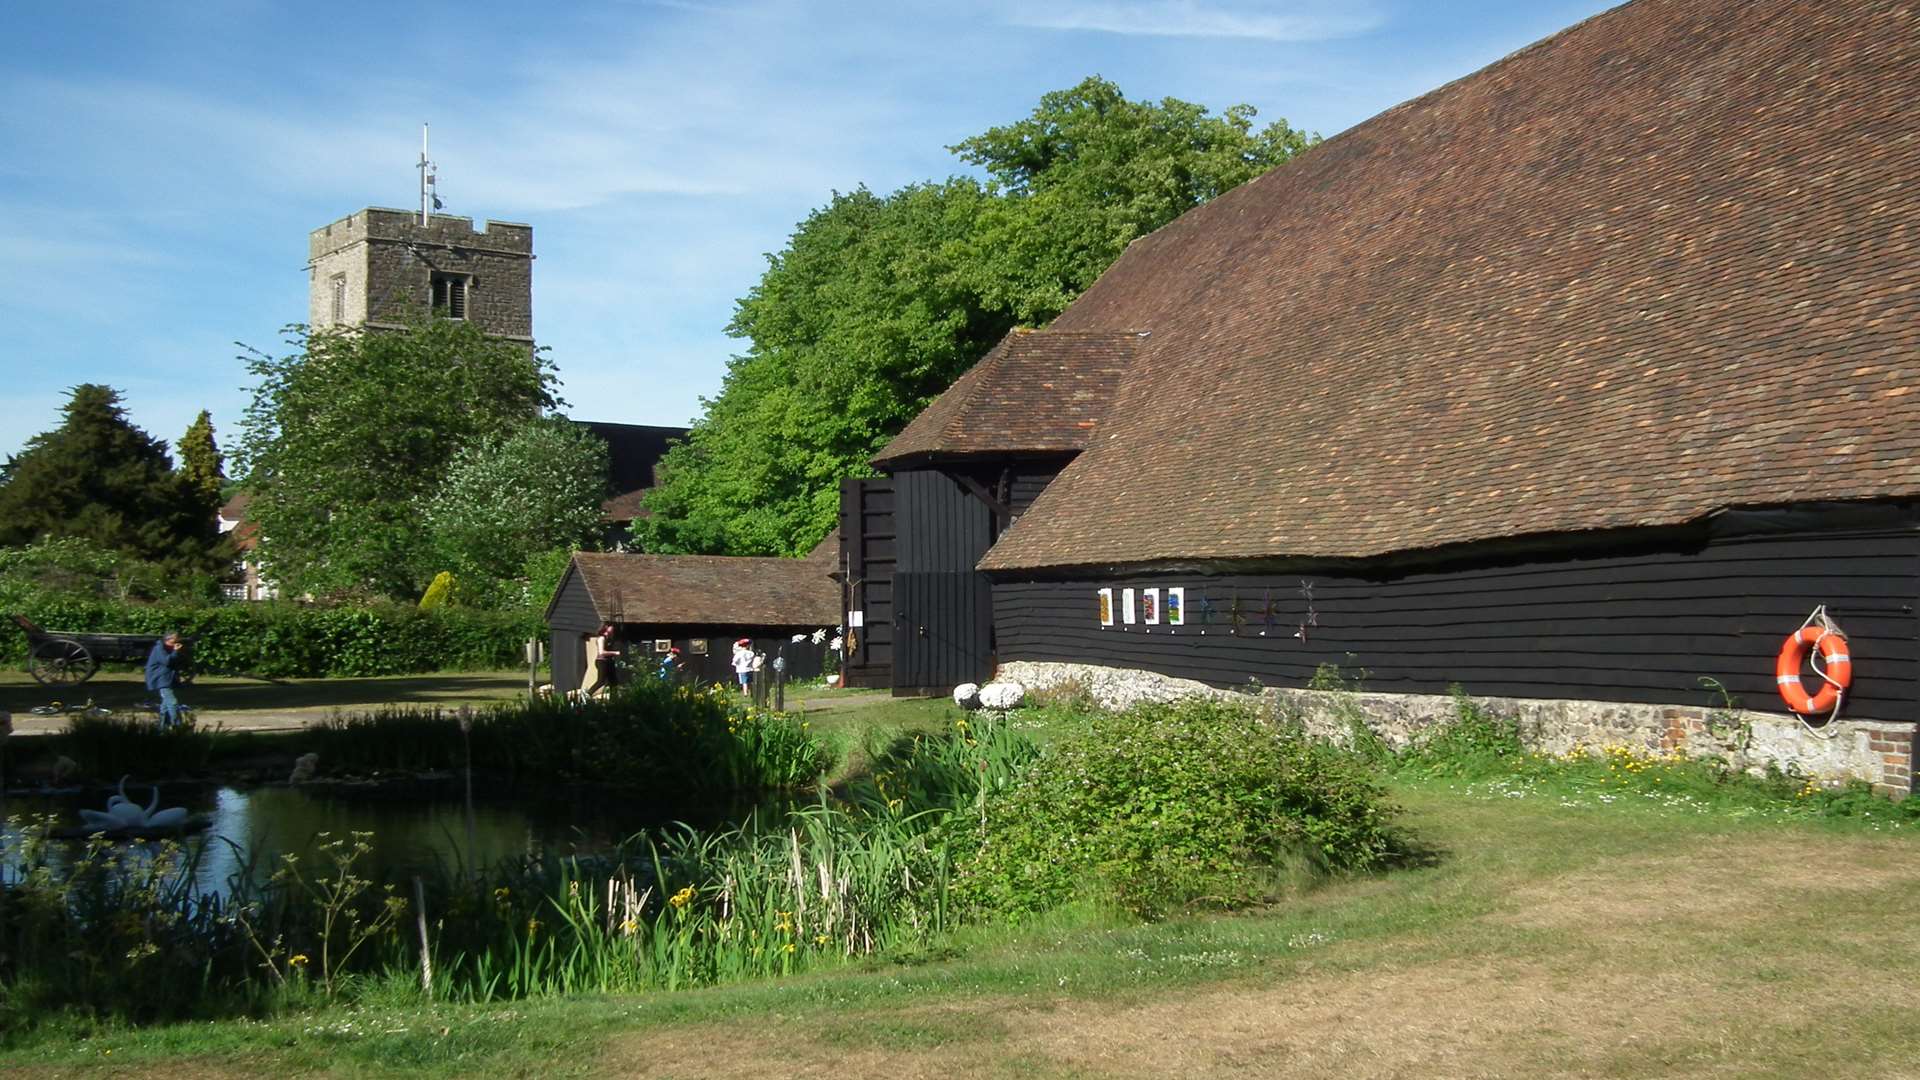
[1122,588,1137,624]
[1143,588,1160,624]
[1098,587,1114,626]
[1166,587,1184,625]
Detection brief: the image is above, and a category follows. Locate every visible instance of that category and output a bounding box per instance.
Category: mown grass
[0,668,534,721]
[6,782,1914,1078]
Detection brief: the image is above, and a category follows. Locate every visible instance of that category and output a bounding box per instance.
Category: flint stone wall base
[997,660,1915,798]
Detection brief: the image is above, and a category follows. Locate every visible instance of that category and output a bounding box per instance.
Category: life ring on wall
[1775,624,1852,717]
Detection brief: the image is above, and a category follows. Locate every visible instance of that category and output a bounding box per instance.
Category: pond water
[1,781,752,895]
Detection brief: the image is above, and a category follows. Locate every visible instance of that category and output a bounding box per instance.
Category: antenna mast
[417,123,437,225]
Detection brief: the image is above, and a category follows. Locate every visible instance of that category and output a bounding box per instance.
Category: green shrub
[0,598,539,677]
[957,698,1395,920]
[418,571,457,611]
[1395,686,1526,778]
[306,678,829,797]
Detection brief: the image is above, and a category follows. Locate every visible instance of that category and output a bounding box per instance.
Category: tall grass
[0,711,1040,1031]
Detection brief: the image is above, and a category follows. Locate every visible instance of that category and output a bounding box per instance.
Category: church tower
[307,208,534,343]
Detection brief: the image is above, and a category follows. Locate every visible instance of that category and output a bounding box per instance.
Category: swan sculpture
[77,775,191,833]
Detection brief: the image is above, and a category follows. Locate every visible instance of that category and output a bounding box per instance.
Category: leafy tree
[640,181,1007,555]
[0,536,133,605]
[177,409,226,518]
[420,417,610,587]
[639,77,1315,554]
[236,317,560,600]
[951,75,1318,324]
[0,384,221,571]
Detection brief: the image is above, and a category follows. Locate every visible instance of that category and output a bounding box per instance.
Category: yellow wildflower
[670,885,697,909]
[289,953,310,968]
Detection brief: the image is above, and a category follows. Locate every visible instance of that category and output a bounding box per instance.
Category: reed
[0,711,1032,1025]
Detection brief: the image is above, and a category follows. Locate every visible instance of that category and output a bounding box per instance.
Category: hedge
[1,598,543,678]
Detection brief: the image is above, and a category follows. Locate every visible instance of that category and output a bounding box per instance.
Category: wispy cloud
[1007,0,1382,41]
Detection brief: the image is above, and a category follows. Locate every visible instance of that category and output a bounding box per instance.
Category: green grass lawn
[7,779,1914,1078]
[0,668,536,720]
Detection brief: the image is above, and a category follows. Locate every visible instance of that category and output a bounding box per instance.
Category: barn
[545,542,840,694]
[839,329,1141,693]
[852,0,1920,792]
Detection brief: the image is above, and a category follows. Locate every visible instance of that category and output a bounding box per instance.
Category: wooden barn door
[894,570,994,692]
[889,470,995,694]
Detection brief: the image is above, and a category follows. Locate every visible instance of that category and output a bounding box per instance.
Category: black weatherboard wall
[546,560,600,693]
[847,459,1075,694]
[839,477,896,689]
[992,511,1920,721]
[891,470,995,693]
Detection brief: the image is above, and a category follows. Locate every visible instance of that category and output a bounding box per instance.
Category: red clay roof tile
[981,0,1920,571]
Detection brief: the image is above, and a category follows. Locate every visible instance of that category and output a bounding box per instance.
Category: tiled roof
[601,489,650,524]
[872,329,1145,467]
[574,420,687,524]
[982,0,1920,571]
[805,531,840,563]
[563,552,839,627]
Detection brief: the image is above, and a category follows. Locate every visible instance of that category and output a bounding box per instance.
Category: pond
[1,781,755,895]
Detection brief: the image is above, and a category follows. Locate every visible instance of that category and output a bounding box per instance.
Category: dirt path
[605,831,1920,1080]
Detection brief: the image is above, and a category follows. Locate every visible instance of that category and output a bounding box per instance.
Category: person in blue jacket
[144,631,186,729]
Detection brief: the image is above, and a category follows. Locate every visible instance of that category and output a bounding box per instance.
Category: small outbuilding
[545,542,840,694]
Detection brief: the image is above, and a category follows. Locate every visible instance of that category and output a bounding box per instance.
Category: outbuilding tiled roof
[872,329,1145,467]
[982,0,1920,572]
[562,552,839,627]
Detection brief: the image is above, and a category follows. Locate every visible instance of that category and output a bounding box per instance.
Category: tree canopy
[420,417,611,588]
[637,77,1316,555]
[639,181,1010,554]
[177,409,226,521]
[235,318,560,600]
[0,384,221,572]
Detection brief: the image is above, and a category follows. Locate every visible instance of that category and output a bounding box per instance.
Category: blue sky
[0,0,1614,461]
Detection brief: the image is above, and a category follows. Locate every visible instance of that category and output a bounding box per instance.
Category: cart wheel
[28,639,97,686]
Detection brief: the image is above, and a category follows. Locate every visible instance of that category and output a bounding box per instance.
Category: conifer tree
[177,409,226,517]
[0,385,220,568]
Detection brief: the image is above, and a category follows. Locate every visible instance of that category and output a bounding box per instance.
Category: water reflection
[3,783,746,896]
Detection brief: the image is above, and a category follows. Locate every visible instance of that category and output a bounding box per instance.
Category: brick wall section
[308,209,533,340]
[1000,660,1917,799]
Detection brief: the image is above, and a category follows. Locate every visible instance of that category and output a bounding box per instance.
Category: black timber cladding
[844,458,1070,693]
[546,563,830,692]
[892,469,996,691]
[547,563,601,633]
[614,627,831,686]
[991,521,1920,721]
[839,477,896,689]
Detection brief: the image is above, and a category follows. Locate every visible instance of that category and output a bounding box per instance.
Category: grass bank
[0,669,535,727]
[5,781,1914,1078]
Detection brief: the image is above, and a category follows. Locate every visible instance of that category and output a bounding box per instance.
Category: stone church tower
[307,208,533,342]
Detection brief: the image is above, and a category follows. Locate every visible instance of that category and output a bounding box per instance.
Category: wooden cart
[9,615,192,687]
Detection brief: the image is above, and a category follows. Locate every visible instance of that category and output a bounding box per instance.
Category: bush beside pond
[955,699,1396,919]
[305,678,829,798]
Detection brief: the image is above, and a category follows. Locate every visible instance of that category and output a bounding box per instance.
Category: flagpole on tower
[418,123,437,226]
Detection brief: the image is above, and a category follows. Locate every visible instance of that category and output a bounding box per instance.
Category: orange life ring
[1775,626,1852,716]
